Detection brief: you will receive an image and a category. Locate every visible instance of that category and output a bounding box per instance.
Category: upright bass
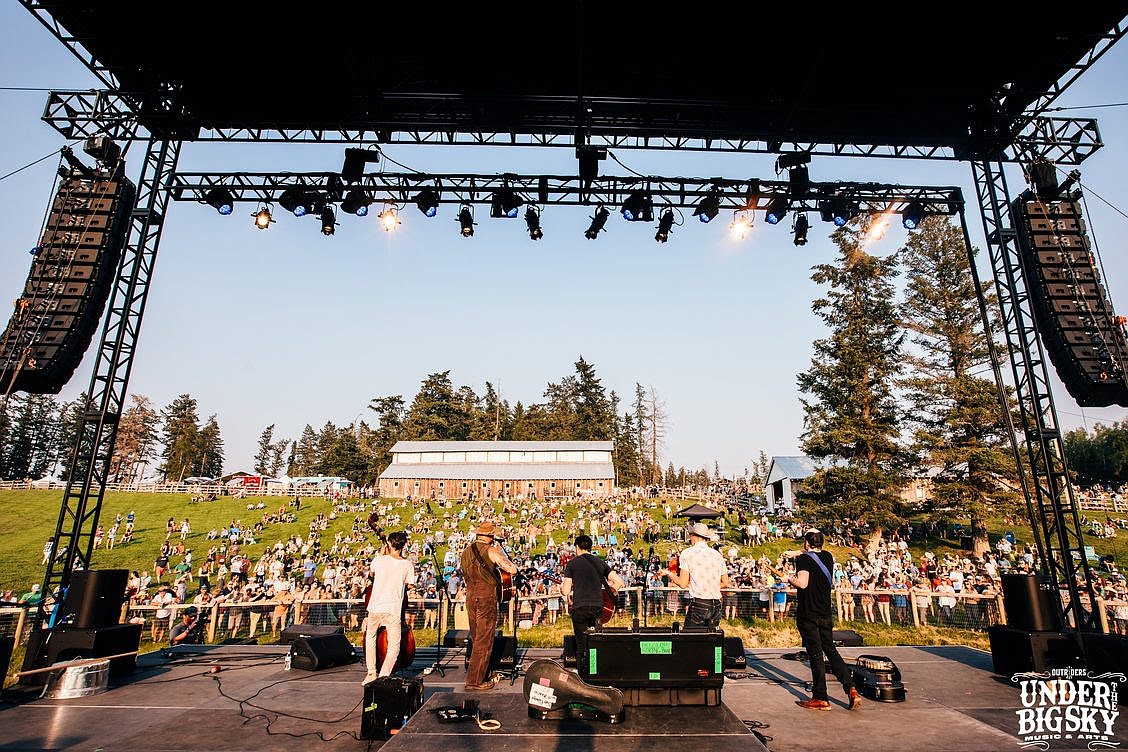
[363,514,416,672]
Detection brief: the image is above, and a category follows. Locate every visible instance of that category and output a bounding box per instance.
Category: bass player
[363,530,416,684]
[562,534,625,664]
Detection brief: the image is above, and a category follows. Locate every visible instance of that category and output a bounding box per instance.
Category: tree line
[1064,422,1128,486]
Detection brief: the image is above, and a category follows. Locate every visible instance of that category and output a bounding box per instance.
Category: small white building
[763,456,817,512]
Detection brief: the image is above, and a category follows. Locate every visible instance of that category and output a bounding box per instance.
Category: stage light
[252,204,274,230]
[692,191,720,223]
[654,209,675,243]
[458,205,475,237]
[341,188,372,216]
[205,187,234,215]
[729,211,753,240]
[621,190,653,222]
[584,206,610,239]
[524,206,544,240]
[413,188,440,217]
[320,206,336,235]
[765,197,789,225]
[901,201,925,230]
[776,151,811,170]
[788,165,810,197]
[490,187,524,219]
[279,187,316,217]
[377,205,400,232]
[828,197,858,227]
[792,213,809,246]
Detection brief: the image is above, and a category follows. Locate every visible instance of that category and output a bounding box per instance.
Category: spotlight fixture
[901,201,925,230]
[412,188,441,217]
[729,211,753,240]
[654,208,675,243]
[524,206,544,240]
[279,187,317,217]
[204,186,234,215]
[764,197,790,225]
[827,197,859,227]
[620,190,654,222]
[377,204,400,232]
[490,187,524,219]
[458,205,475,237]
[775,151,812,170]
[341,188,372,217]
[792,213,810,246]
[320,206,336,236]
[692,190,720,224]
[584,206,610,239]
[252,204,274,230]
[787,165,810,197]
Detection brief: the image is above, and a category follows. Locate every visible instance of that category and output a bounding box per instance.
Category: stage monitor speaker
[1012,194,1128,407]
[723,636,747,669]
[21,623,142,684]
[279,623,343,645]
[832,629,865,647]
[0,169,135,394]
[1000,574,1062,633]
[289,633,355,671]
[988,626,1084,676]
[361,675,423,740]
[464,633,517,671]
[443,629,471,648]
[62,569,128,629]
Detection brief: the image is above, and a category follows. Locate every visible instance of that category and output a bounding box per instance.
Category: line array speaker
[0,168,135,394]
[1012,194,1128,407]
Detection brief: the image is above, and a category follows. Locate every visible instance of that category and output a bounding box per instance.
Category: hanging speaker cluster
[1012,193,1128,407]
[0,162,134,394]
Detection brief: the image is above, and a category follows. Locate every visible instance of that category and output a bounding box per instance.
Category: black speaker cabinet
[1081,632,1128,701]
[361,676,423,740]
[289,633,355,671]
[723,636,747,669]
[21,623,142,684]
[464,633,517,670]
[1001,574,1063,632]
[63,569,128,629]
[832,629,865,647]
[443,629,471,648]
[562,635,578,668]
[988,626,1084,676]
[279,623,343,645]
[0,635,13,685]
[582,629,724,688]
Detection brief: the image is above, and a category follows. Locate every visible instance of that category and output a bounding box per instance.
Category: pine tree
[368,396,405,472]
[899,216,1020,555]
[665,462,677,487]
[613,411,641,486]
[112,394,160,483]
[254,424,275,475]
[797,218,907,548]
[197,414,225,477]
[402,372,465,440]
[56,393,89,481]
[159,394,201,482]
[572,356,616,440]
[293,424,319,476]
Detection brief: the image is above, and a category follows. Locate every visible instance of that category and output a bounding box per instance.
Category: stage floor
[0,643,1122,751]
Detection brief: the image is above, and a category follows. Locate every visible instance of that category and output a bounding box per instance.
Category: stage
[0,643,1122,751]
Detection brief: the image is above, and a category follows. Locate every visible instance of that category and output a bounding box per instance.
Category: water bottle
[284,653,291,671]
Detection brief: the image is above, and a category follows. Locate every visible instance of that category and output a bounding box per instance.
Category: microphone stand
[424,552,447,677]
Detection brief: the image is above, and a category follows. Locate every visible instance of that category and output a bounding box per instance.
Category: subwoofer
[289,633,355,671]
[21,623,142,684]
[1000,574,1062,633]
[464,633,517,671]
[988,626,1084,676]
[61,569,128,629]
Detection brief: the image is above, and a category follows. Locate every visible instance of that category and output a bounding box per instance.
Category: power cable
[0,147,65,183]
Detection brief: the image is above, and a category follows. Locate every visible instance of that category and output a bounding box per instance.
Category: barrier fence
[4,588,1123,650]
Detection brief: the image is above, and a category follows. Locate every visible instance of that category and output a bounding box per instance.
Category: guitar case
[522,659,625,723]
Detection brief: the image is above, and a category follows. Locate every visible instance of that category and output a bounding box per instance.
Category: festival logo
[1013,668,1123,750]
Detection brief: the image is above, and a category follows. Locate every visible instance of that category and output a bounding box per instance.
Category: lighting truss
[40,91,1105,165]
[172,171,963,216]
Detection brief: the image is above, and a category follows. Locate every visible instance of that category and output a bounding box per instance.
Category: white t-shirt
[368,555,417,616]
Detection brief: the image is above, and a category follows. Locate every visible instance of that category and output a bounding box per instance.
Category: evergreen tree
[269,437,287,477]
[797,218,907,548]
[160,394,201,482]
[197,414,225,477]
[1065,422,1128,484]
[401,372,466,440]
[899,216,1019,555]
[2,394,61,479]
[286,440,298,476]
[572,356,616,440]
[293,424,319,476]
[368,396,405,473]
[55,393,88,480]
[633,384,649,483]
[315,421,339,472]
[254,424,275,475]
[613,411,641,486]
[665,462,677,487]
[320,430,368,481]
[112,394,160,483]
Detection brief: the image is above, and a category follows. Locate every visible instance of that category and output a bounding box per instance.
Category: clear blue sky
[2,5,1127,477]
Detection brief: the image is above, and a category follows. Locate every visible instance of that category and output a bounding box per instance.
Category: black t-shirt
[796,550,834,620]
[563,553,611,609]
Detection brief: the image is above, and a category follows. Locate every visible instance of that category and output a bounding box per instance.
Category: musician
[169,605,203,645]
[459,521,517,691]
[659,522,731,628]
[363,530,417,684]
[562,535,625,643]
[784,529,861,711]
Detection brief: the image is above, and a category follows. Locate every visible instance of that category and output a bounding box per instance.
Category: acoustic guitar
[364,514,416,671]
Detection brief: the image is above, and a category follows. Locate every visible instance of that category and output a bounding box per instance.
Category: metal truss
[42,90,1104,165]
[1027,17,1128,117]
[18,1,118,89]
[971,160,1099,632]
[170,171,962,215]
[33,138,181,635]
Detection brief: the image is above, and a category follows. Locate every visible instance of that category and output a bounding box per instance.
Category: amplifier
[581,629,724,689]
[361,675,423,740]
[464,633,517,670]
[289,633,355,671]
[279,623,343,645]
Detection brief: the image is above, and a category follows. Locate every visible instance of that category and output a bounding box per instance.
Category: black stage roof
[33,3,1128,152]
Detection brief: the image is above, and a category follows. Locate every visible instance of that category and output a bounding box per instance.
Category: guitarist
[363,530,417,684]
[460,521,517,691]
[562,534,625,652]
